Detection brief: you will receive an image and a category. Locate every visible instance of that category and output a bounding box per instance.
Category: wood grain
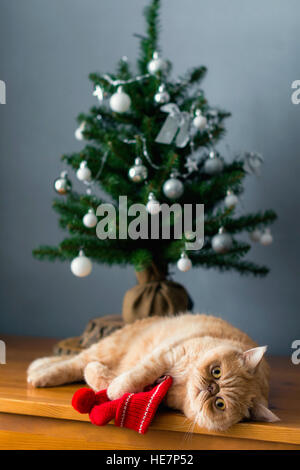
[0,335,299,450]
[1,413,299,450]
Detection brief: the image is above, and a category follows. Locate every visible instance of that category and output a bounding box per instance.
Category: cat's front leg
[27,355,86,388]
[107,350,171,400]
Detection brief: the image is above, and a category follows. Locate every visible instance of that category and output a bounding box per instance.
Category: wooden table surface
[0,335,299,450]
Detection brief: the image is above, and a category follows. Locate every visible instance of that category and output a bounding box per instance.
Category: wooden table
[0,335,299,450]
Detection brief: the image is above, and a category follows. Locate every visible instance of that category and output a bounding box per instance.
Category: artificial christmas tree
[33,0,276,332]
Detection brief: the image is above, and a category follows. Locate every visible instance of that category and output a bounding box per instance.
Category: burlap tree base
[54,315,123,355]
[122,263,190,323]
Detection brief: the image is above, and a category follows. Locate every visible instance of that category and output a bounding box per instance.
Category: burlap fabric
[122,263,189,323]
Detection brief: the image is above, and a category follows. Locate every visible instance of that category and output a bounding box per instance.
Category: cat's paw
[27,362,69,388]
[27,369,55,388]
[84,361,111,391]
[27,356,65,374]
[107,373,141,400]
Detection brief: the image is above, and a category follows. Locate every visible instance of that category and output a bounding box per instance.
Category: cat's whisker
[183,420,195,442]
[182,410,201,443]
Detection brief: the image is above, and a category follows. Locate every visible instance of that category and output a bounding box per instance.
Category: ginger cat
[27,314,279,430]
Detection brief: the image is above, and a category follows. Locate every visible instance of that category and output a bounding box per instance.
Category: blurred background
[0,0,299,354]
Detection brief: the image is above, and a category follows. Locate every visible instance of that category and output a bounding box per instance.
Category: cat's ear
[250,403,280,423]
[242,346,267,372]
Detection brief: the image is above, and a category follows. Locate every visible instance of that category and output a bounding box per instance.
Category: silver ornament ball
[154,84,170,104]
[260,229,273,246]
[177,253,192,272]
[163,173,184,200]
[212,228,232,254]
[146,192,160,215]
[193,110,207,130]
[249,229,262,242]
[54,171,72,195]
[224,191,238,209]
[204,151,224,175]
[128,158,148,183]
[147,51,168,74]
[184,230,196,241]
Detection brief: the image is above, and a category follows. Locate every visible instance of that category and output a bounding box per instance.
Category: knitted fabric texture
[72,376,173,434]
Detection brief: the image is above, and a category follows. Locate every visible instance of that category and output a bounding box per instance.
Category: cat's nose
[206,382,219,396]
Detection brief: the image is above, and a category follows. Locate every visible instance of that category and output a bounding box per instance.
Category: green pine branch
[138,0,161,73]
[205,210,278,236]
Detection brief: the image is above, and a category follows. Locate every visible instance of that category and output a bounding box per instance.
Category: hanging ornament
[128,157,148,183]
[146,192,160,215]
[184,230,196,241]
[76,161,92,182]
[83,208,97,228]
[193,109,207,130]
[212,227,232,254]
[54,171,72,195]
[224,190,239,209]
[109,86,131,113]
[243,152,264,176]
[204,150,224,175]
[155,103,191,148]
[70,250,92,277]
[249,229,262,242]
[93,85,105,102]
[163,171,184,200]
[147,51,168,75]
[260,228,273,246]
[74,122,86,141]
[184,156,198,174]
[154,84,170,105]
[177,252,192,272]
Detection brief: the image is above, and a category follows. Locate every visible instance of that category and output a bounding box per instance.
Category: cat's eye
[215,397,225,411]
[211,366,221,379]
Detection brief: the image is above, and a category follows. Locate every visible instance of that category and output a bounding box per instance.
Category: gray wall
[0,0,299,355]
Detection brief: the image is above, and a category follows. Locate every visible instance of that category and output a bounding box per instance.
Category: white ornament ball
[212,229,233,254]
[71,251,92,277]
[225,192,238,209]
[147,52,168,74]
[163,175,184,200]
[146,193,160,215]
[177,253,192,272]
[204,152,224,175]
[83,209,97,228]
[260,229,273,246]
[110,86,131,113]
[76,161,92,182]
[193,111,207,130]
[249,229,262,242]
